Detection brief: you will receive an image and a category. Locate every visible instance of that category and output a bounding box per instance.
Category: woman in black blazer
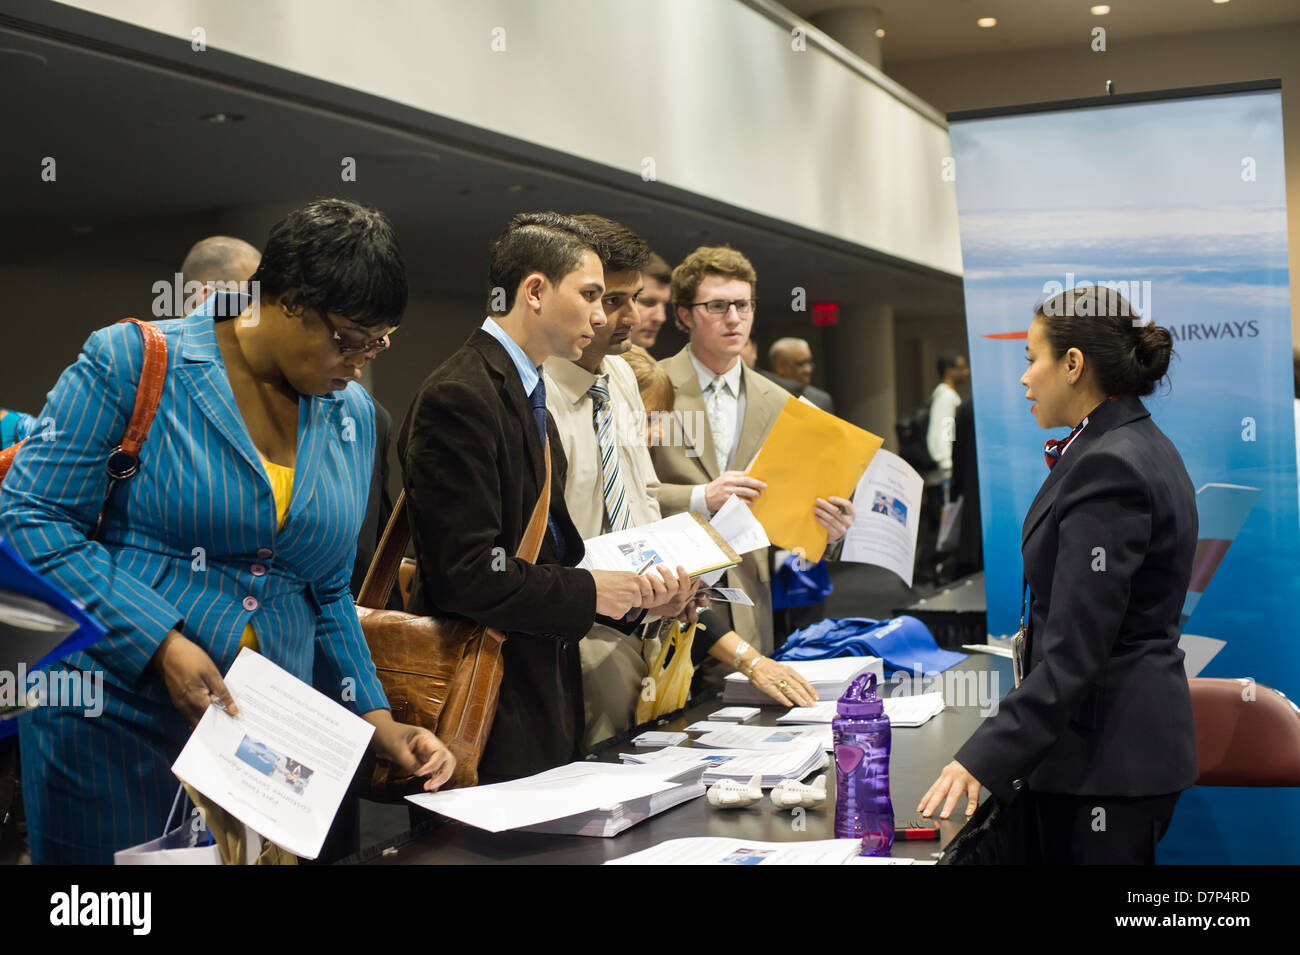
[919,285,1198,864]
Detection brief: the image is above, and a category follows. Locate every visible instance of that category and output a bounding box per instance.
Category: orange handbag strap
[92,319,169,539]
[360,439,553,609]
[0,319,167,537]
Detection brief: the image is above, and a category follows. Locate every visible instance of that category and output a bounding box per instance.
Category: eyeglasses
[317,311,393,357]
[691,299,756,315]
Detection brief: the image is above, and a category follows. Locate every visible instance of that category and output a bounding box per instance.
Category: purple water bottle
[832,671,894,855]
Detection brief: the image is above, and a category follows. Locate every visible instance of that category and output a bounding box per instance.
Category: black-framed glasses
[317,311,393,357]
[691,299,756,315]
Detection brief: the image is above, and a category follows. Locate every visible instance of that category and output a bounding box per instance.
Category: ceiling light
[977,17,997,28]
[875,27,885,37]
[1091,4,1110,13]
[1212,0,1230,4]
[200,112,246,124]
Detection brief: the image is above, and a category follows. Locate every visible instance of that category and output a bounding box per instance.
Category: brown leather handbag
[356,443,551,797]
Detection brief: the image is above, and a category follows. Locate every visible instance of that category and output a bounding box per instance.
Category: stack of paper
[620,741,827,788]
[408,761,702,835]
[687,721,833,753]
[721,656,884,705]
[776,691,947,728]
[521,764,706,837]
[606,837,879,865]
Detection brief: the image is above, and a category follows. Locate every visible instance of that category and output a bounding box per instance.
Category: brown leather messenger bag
[356,443,551,797]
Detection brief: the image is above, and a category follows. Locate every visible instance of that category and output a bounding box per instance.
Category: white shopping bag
[114,785,234,865]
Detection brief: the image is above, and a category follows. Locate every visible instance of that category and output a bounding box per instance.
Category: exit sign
[812,302,839,326]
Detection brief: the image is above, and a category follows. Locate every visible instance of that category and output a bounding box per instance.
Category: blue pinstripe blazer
[0,296,388,714]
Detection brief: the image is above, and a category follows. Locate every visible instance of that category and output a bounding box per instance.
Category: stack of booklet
[685,720,833,752]
[605,837,918,865]
[721,656,884,705]
[408,760,706,837]
[620,741,827,788]
[521,764,707,838]
[775,691,947,728]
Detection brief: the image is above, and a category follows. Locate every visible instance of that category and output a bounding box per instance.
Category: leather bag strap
[359,439,554,609]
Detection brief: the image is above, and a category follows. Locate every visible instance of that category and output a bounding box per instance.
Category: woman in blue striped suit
[1,199,454,864]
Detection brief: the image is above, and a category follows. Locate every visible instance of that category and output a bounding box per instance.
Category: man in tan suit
[543,216,694,746]
[649,246,855,657]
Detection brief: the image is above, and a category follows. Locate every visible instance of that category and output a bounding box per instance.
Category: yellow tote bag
[636,619,700,725]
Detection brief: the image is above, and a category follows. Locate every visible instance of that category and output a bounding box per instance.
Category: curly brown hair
[670,245,757,333]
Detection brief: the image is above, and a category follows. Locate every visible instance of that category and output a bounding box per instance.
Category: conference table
[362,654,1012,864]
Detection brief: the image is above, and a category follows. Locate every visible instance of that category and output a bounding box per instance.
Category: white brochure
[171,648,375,860]
[606,837,873,866]
[840,448,925,587]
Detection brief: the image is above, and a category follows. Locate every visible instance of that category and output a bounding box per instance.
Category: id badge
[1011,625,1027,688]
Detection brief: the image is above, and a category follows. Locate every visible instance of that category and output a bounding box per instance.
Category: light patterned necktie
[587,376,632,532]
[705,375,732,474]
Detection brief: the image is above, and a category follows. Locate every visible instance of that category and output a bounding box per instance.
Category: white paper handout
[407,761,690,833]
[621,742,828,788]
[840,448,925,587]
[721,656,884,706]
[577,511,740,578]
[170,648,375,860]
[691,722,833,752]
[709,493,770,556]
[777,692,947,728]
[605,837,866,865]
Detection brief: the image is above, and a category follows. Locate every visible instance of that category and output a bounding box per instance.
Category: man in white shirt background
[926,354,970,497]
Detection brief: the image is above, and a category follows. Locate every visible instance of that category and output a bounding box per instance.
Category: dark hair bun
[1133,323,1173,395]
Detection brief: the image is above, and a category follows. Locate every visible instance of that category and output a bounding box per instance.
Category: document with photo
[606,837,866,866]
[840,448,925,587]
[577,511,741,578]
[171,648,374,860]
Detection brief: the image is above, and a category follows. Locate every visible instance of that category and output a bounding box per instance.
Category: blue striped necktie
[587,375,632,532]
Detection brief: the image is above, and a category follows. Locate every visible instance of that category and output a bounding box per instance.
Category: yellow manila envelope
[746,397,883,562]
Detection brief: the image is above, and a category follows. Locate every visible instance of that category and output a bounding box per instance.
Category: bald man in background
[766,337,834,414]
[179,235,262,297]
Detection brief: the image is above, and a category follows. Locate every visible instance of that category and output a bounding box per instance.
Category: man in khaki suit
[649,246,855,657]
[543,216,694,747]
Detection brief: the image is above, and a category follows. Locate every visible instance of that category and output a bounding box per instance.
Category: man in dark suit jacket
[399,213,682,780]
[766,337,834,413]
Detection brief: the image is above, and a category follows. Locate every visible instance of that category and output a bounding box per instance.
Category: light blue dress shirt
[481,316,540,394]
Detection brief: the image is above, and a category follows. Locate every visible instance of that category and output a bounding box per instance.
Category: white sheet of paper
[840,448,924,587]
[709,494,770,555]
[577,512,735,577]
[699,586,754,606]
[406,762,684,833]
[692,722,833,752]
[777,692,946,728]
[170,648,375,860]
[606,837,864,865]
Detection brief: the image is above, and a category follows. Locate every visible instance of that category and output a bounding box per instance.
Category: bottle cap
[837,670,884,717]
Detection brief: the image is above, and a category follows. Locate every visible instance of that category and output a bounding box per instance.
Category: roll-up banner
[949,82,1297,864]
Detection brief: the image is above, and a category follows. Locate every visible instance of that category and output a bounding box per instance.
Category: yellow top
[239,457,294,652]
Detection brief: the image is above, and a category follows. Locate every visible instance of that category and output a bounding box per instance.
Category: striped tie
[588,376,632,532]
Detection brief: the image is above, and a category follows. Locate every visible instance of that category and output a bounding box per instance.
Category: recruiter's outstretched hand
[918,759,982,820]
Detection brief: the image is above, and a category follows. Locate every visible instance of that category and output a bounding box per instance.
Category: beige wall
[888,22,1300,344]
